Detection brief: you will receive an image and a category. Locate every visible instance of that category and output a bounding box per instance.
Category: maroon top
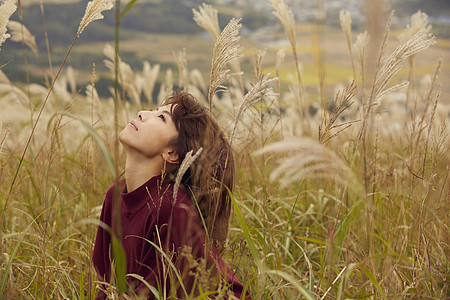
[92,175,251,299]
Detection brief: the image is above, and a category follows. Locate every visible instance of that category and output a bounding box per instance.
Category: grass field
[1,0,449,299]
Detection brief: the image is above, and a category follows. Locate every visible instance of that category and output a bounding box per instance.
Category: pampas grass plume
[193,3,220,41]
[254,137,356,188]
[373,29,435,100]
[77,0,113,36]
[7,20,38,54]
[0,0,17,51]
[174,148,203,202]
[398,10,431,43]
[208,17,243,107]
[269,0,295,48]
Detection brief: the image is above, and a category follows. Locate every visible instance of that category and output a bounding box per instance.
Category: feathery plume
[270,0,306,119]
[254,137,355,188]
[190,69,207,93]
[174,48,188,88]
[208,17,243,109]
[174,148,203,202]
[339,9,356,78]
[233,74,278,129]
[141,61,160,104]
[372,29,435,101]
[0,122,10,154]
[7,20,38,54]
[398,10,431,43]
[103,44,141,107]
[269,0,296,48]
[0,0,17,51]
[339,10,352,43]
[66,66,78,94]
[319,81,357,144]
[77,0,113,36]
[230,73,278,144]
[353,31,370,74]
[193,3,220,41]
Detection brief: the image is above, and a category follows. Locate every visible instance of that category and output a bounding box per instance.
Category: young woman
[92,91,251,299]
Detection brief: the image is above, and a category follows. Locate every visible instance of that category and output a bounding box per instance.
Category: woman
[92,91,250,299]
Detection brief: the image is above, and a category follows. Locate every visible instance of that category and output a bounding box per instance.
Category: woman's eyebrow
[160,109,174,121]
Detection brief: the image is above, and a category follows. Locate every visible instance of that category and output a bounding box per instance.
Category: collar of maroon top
[120,175,164,214]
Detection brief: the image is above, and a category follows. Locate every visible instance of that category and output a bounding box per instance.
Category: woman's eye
[158,114,165,121]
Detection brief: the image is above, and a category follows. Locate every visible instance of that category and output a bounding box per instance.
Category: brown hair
[164,91,234,251]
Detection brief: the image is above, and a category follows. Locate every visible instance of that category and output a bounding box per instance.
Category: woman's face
[119,104,179,160]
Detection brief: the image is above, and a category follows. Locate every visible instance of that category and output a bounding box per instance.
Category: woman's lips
[129,120,138,130]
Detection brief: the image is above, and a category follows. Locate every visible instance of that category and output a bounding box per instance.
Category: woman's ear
[162,148,179,165]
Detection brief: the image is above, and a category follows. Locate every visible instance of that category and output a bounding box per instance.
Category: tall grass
[0,1,449,299]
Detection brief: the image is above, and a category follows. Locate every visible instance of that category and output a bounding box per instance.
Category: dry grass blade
[7,20,38,54]
[208,17,243,109]
[193,3,220,41]
[77,0,113,36]
[0,0,17,51]
[254,137,355,188]
[173,148,203,202]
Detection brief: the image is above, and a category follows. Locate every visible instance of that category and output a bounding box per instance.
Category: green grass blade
[228,188,263,272]
[360,264,387,299]
[120,0,139,20]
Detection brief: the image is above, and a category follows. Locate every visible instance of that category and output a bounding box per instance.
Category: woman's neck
[124,153,164,193]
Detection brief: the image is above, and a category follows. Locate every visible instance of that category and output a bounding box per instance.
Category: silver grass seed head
[254,137,355,188]
[353,31,370,65]
[270,0,296,47]
[174,148,203,202]
[0,0,17,51]
[235,73,278,123]
[374,29,435,98]
[193,3,220,41]
[78,0,113,36]
[398,10,431,43]
[7,20,38,54]
[209,17,243,103]
[339,9,352,42]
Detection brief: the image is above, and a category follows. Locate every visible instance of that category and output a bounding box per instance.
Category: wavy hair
[164,91,234,251]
